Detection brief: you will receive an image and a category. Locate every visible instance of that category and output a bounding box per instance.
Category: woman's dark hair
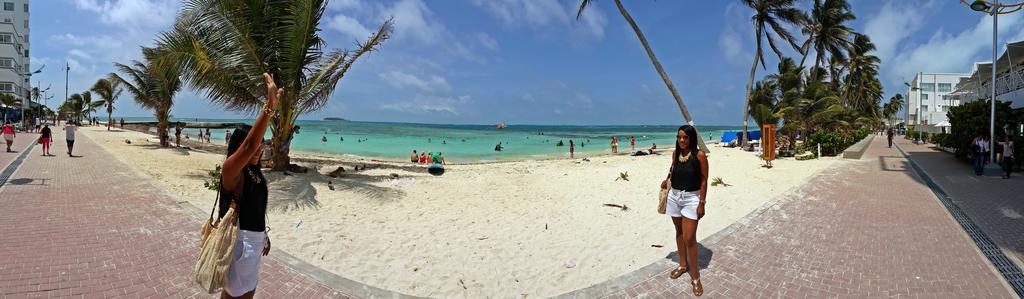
[673,125,699,164]
[226,125,252,158]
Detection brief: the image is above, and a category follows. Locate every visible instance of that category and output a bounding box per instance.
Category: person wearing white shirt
[64,121,78,157]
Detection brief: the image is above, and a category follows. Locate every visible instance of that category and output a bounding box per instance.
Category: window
[922,105,929,112]
[3,2,12,11]
[0,83,13,92]
[920,83,935,92]
[938,83,952,92]
[23,49,27,57]
[23,19,26,28]
[0,58,13,68]
[0,33,12,43]
[23,3,27,12]
[921,94,929,100]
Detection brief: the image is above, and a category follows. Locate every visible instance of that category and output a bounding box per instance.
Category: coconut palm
[739,0,806,147]
[576,0,709,152]
[110,51,182,147]
[61,93,86,122]
[800,0,855,74]
[0,93,14,123]
[151,0,393,170]
[91,78,123,130]
[885,94,904,127]
[841,34,882,115]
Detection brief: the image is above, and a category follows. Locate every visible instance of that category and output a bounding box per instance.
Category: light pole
[962,0,1024,172]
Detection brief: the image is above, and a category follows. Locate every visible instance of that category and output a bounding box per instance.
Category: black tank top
[670,151,702,192]
[40,127,51,138]
[219,165,269,232]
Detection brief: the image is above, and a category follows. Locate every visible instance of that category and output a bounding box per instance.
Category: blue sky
[29,0,1024,125]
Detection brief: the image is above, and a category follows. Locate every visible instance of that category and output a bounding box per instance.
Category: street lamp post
[962,0,1024,173]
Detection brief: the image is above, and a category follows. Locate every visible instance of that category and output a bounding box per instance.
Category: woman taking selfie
[218,73,282,299]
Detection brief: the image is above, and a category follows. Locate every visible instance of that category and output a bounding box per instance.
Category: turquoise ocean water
[117,117,739,162]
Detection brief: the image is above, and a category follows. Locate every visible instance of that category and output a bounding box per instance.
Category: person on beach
[120,118,125,129]
[225,130,232,145]
[886,128,894,148]
[419,152,426,164]
[610,136,619,154]
[411,150,419,163]
[431,151,444,165]
[218,73,281,299]
[630,135,636,151]
[426,152,434,164]
[2,121,15,152]
[206,128,212,143]
[64,121,77,156]
[569,140,575,158]
[39,124,52,156]
[996,135,1015,179]
[175,122,184,147]
[659,125,708,296]
[973,134,987,175]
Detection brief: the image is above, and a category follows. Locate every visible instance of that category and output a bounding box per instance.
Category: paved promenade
[0,129,349,298]
[586,137,1015,298]
[895,137,1024,293]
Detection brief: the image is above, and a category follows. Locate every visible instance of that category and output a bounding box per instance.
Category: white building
[905,72,969,130]
[0,0,29,110]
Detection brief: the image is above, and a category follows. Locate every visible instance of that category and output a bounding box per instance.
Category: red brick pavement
[0,129,352,298]
[0,133,38,170]
[895,138,1024,274]
[601,137,1015,298]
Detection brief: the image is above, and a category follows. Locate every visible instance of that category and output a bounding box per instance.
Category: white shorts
[3,134,12,141]
[666,188,701,220]
[225,229,266,297]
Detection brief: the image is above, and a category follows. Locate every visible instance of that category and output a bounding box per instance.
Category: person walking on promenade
[886,128,894,148]
[218,73,281,299]
[2,121,15,152]
[660,125,708,296]
[996,135,1015,179]
[64,121,77,157]
[973,134,987,175]
[39,124,52,156]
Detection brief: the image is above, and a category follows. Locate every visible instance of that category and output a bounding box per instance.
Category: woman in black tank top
[659,125,708,296]
[217,73,282,299]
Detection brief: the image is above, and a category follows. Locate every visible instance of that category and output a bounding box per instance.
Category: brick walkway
[0,133,37,171]
[596,137,1014,298]
[895,138,1024,279]
[0,129,351,298]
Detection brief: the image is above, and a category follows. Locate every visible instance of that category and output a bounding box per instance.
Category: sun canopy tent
[719,130,761,143]
[953,40,1024,93]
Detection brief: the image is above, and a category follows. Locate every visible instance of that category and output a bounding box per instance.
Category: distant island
[323,117,347,121]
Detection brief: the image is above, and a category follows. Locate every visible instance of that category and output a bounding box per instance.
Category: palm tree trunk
[107,107,113,131]
[741,48,760,148]
[270,97,295,171]
[613,0,709,153]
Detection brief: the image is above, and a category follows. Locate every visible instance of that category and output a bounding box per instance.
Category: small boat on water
[496,122,506,129]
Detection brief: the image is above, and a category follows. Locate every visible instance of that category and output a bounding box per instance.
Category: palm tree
[739,0,806,147]
[91,78,123,130]
[885,94,904,127]
[151,0,393,170]
[800,0,855,75]
[0,93,14,123]
[61,93,86,122]
[842,34,881,115]
[577,0,709,152]
[110,51,182,147]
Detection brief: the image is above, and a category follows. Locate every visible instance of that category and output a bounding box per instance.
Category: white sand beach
[81,126,836,298]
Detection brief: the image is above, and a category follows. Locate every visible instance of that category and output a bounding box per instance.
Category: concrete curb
[842,135,874,159]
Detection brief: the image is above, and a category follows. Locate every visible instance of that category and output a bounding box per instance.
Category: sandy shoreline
[81,125,836,298]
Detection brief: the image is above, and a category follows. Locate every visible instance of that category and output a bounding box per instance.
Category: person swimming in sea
[340,136,344,141]
[494,142,503,151]
[321,136,327,142]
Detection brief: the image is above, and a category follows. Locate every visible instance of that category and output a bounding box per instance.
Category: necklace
[678,151,692,162]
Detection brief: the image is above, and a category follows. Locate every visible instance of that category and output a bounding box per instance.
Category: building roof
[955,40,1024,92]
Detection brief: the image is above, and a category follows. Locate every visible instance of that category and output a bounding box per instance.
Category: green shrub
[204,164,222,191]
[808,131,849,156]
[947,99,1024,160]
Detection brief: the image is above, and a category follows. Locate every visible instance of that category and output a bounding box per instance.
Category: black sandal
[670,264,688,279]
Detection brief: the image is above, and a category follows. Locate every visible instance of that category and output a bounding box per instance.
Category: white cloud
[380,95,471,115]
[863,0,936,64]
[470,0,606,40]
[72,0,178,32]
[327,14,372,39]
[719,2,752,67]
[888,12,1023,84]
[68,49,92,61]
[477,32,499,51]
[327,0,361,11]
[378,70,451,92]
[384,0,446,44]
